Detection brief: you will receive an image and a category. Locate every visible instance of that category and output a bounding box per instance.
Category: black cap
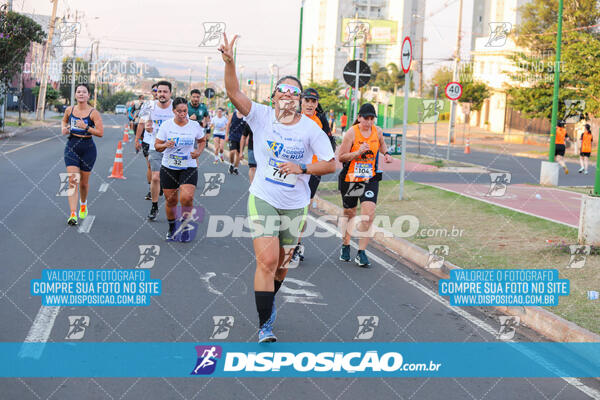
[358,103,377,118]
[302,88,319,100]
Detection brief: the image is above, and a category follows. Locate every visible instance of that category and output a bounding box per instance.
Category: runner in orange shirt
[578,124,593,174]
[340,112,348,134]
[554,121,570,174]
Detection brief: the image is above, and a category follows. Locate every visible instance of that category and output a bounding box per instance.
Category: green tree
[60,57,93,103]
[458,64,491,112]
[0,10,45,86]
[97,90,134,113]
[305,79,345,114]
[426,67,453,97]
[32,84,59,105]
[366,62,406,93]
[507,0,600,119]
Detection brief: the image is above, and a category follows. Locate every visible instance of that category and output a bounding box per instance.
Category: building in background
[8,13,63,111]
[468,0,551,135]
[299,0,424,90]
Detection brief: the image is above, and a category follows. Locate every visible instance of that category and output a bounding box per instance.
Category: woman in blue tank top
[60,83,104,226]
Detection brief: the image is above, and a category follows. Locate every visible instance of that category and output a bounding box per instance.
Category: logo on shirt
[267,140,284,158]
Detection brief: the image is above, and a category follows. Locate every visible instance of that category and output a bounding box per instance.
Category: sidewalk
[427,182,582,228]
[385,122,593,160]
[1,111,60,139]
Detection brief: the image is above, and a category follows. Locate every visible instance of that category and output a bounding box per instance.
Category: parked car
[115,104,127,114]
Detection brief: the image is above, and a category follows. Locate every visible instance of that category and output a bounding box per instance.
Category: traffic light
[247,79,254,86]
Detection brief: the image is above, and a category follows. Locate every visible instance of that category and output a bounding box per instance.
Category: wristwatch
[384,151,390,156]
[299,163,307,174]
[84,125,90,133]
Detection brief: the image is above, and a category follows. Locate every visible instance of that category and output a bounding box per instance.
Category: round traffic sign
[204,88,215,99]
[344,87,357,101]
[343,60,371,89]
[401,36,412,73]
[444,82,463,101]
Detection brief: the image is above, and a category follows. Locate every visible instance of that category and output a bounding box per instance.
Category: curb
[0,123,59,139]
[313,195,600,343]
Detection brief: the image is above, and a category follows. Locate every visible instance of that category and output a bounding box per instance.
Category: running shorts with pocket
[247,194,308,246]
[308,175,321,199]
[248,149,257,168]
[149,150,163,171]
[159,166,198,189]
[339,178,379,209]
[64,136,97,172]
[142,142,150,157]
[581,151,591,157]
[229,140,240,152]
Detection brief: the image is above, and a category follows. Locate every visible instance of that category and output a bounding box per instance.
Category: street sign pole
[399,36,412,200]
[399,70,410,200]
[353,60,359,122]
[433,85,438,157]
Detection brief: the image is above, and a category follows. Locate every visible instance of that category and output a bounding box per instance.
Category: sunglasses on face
[275,84,301,96]
[152,89,157,92]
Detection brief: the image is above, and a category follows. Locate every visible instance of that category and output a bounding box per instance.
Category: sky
[15,0,475,85]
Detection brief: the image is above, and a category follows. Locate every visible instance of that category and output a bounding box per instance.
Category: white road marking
[3,136,58,154]
[18,306,61,359]
[99,182,109,192]
[77,215,95,233]
[309,215,600,400]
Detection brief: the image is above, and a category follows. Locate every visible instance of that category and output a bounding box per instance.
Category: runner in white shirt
[142,80,174,221]
[135,83,158,200]
[155,97,206,241]
[220,33,336,343]
[210,108,228,163]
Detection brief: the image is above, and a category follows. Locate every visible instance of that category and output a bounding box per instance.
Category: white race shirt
[156,118,205,169]
[143,100,174,148]
[244,102,334,209]
[212,115,228,135]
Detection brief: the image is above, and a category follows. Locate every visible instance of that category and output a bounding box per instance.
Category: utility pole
[36,0,58,120]
[188,68,193,93]
[297,0,305,78]
[419,36,424,98]
[254,71,258,102]
[69,10,79,106]
[447,0,463,144]
[205,57,211,89]
[311,45,314,82]
[93,41,99,107]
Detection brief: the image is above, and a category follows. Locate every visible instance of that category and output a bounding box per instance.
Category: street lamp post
[548,0,564,163]
[540,0,564,186]
[297,0,305,78]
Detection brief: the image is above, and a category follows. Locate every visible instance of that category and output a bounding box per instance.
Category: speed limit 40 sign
[445,82,463,101]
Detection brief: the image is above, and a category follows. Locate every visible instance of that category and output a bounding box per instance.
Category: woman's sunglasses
[275,84,301,96]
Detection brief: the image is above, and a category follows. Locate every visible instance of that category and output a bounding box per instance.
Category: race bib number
[167,154,188,170]
[264,158,297,188]
[353,162,373,179]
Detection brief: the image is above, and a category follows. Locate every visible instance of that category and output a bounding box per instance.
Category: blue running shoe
[340,244,351,262]
[355,249,371,268]
[258,324,277,343]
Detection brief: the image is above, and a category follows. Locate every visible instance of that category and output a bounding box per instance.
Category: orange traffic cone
[108,141,126,179]
[464,139,471,154]
[122,125,129,143]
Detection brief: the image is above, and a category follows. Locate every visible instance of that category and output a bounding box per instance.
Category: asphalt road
[0,114,598,399]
